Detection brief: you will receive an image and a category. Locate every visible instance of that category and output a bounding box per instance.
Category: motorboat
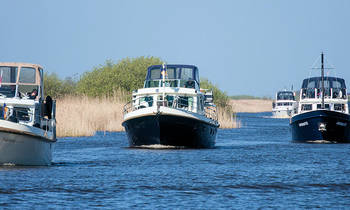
[0,63,56,165]
[122,64,219,148]
[272,90,296,118]
[290,53,350,143]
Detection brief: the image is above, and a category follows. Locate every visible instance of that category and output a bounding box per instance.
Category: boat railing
[123,95,218,122]
[0,101,56,133]
[301,88,347,100]
[204,105,218,121]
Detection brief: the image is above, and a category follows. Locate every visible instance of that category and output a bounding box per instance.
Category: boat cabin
[298,77,348,113]
[0,63,52,127]
[124,64,217,121]
[144,65,200,90]
[300,77,346,100]
[273,91,295,108]
[277,91,295,101]
[0,63,43,100]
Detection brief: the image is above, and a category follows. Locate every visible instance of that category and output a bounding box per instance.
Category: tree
[44,72,77,98]
[200,78,230,108]
[76,56,163,97]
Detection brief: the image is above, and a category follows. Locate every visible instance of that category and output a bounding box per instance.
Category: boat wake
[306,140,337,144]
[131,144,187,149]
[1,163,16,166]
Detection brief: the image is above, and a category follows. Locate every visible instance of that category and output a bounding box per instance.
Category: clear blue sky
[1,0,349,97]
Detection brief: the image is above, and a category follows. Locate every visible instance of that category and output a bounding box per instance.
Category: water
[1,112,350,209]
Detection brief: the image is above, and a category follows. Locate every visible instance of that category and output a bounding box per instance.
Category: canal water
[1,112,349,209]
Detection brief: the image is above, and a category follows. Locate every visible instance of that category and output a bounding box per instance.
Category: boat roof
[301,76,346,88]
[277,90,293,94]
[148,64,198,70]
[0,62,43,69]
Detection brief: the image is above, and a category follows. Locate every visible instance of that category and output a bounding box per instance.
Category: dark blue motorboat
[122,64,219,148]
[290,53,350,143]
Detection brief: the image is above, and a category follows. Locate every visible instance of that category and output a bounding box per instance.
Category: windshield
[277,91,294,100]
[147,66,198,81]
[0,66,18,84]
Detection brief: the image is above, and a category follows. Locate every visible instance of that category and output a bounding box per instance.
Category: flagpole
[162,63,166,106]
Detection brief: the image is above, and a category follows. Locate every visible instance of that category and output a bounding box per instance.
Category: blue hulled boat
[290,53,350,143]
[122,64,219,148]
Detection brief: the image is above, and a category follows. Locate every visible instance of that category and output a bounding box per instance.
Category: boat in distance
[290,53,350,143]
[122,64,219,148]
[272,90,296,118]
[0,63,57,165]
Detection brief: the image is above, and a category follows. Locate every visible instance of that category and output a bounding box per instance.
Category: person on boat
[29,89,38,99]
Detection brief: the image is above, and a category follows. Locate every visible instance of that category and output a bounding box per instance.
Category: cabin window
[317,104,330,110]
[14,107,31,121]
[0,66,18,83]
[144,80,160,88]
[334,104,345,111]
[139,96,153,108]
[180,68,193,80]
[150,69,161,79]
[301,104,312,111]
[277,92,294,100]
[19,67,36,83]
[0,85,16,97]
[332,88,345,99]
[161,80,178,87]
[165,95,174,107]
[195,69,199,83]
[306,81,315,89]
[166,68,176,79]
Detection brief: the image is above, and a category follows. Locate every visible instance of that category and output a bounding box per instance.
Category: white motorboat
[272,90,296,118]
[0,63,56,166]
[122,64,219,148]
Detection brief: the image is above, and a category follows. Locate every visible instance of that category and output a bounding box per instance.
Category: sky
[1,0,350,97]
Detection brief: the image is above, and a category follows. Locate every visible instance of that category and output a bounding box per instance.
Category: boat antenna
[321,52,325,109]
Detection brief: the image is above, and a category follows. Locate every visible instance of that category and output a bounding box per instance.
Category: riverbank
[56,96,239,137]
[230,99,272,113]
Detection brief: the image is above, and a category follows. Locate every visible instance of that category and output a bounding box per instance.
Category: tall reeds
[56,94,126,137]
[217,106,240,129]
[55,92,240,137]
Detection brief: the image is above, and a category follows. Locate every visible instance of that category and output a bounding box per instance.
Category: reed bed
[217,106,241,129]
[230,99,272,113]
[56,95,240,137]
[56,95,125,137]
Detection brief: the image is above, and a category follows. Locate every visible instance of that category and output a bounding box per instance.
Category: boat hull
[0,120,55,166]
[122,113,218,148]
[290,110,350,143]
[0,132,54,165]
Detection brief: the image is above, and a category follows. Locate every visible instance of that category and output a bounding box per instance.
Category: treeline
[44,56,231,107]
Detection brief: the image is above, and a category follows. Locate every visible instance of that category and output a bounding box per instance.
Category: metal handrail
[123,95,218,122]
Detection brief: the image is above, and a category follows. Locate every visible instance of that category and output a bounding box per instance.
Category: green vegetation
[76,57,163,97]
[44,56,231,110]
[44,73,77,98]
[200,78,230,108]
[43,56,163,98]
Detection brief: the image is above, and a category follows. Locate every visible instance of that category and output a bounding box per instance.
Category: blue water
[1,112,350,209]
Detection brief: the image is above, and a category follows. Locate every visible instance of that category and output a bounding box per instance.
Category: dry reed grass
[217,106,241,129]
[230,99,272,113]
[56,93,240,137]
[56,95,125,137]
